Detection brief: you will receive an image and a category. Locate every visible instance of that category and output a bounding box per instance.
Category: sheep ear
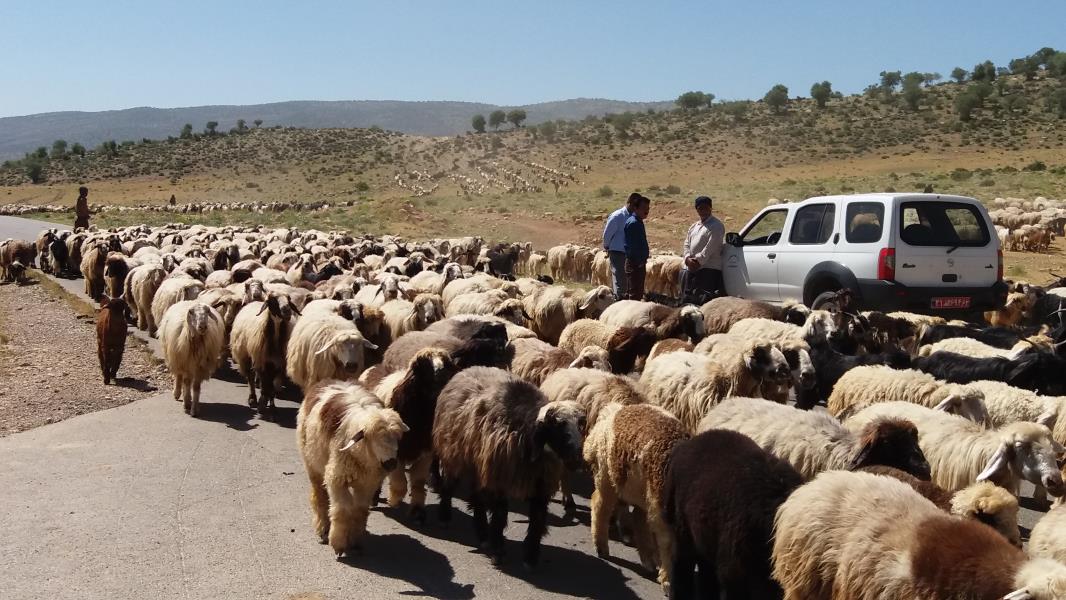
[314,342,334,356]
[1003,589,1033,600]
[932,396,957,412]
[568,356,590,369]
[363,339,378,351]
[1036,409,1057,429]
[256,302,268,316]
[977,444,1011,482]
[291,303,302,316]
[339,430,365,451]
[848,439,875,470]
[578,295,595,311]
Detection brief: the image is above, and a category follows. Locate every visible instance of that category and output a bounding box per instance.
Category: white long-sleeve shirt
[682,215,725,270]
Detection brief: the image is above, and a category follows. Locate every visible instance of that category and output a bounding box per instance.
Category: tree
[972,81,994,105]
[922,72,942,86]
[901,72,925,111]
[25,160,45,184]
[675,91,713,110]
[1048,87,1066,118]
[471,114,486,133]
[205,121,219,135]
[720,100,750,120]
[70,142,85,157]
[1049,52,1066,77]
[1035,47,1058,67]
[99,140,118,156]
[810,81,832,108]
[537,120,557,141]
[236,119,248,133]
[488,110,506,131]
[879,70,902,101]
[180,123,193,139]
[955,90,980,122]
[763,84,789,113]
[950,67,968,83]
[50,139,68,159]
[972,60,996,82]
[253,119,263,128]
[506,109,527,128]
[606,112,636,135]
[34,146,48,159]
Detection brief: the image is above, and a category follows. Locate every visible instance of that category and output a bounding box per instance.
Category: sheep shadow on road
[112,377,157,393]
[194,401,259,432]
[340,533,475,599]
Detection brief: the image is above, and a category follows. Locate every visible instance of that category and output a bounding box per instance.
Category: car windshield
[898,201,990,247]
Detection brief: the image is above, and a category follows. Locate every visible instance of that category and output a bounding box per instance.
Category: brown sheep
[96,295,131,384]
[557,318,658,374]
[510,338,610,385]
[0,239,37,283]
[699,296,809,334]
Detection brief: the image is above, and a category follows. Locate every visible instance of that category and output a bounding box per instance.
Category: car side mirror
[725,232,741,247]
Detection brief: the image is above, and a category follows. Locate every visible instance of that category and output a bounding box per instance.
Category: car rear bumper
[854,279,1007,313]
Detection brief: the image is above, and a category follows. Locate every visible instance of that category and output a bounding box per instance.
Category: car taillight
[878,247,896,281]
[997,249,1003,281]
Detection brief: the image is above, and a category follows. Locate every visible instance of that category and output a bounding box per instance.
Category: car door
[893,200,998,294]
[723,208,788,301]
[776,202,838,300]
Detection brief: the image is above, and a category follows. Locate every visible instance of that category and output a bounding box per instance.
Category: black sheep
[917,323,1037,350]
[664,429,803,600]
[912,351,1066,396]
[796,341,911,409]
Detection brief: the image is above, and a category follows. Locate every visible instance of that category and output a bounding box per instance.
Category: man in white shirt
[602,193,641,299]
[681,196,726,302]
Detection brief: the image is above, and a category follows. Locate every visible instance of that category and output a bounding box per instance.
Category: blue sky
[1,0,1063,117]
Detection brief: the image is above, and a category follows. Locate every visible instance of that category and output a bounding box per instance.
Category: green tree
[490,110,507,130]
[34,146,48,159]
[901,72,925,111]
[50,139,68,159]
[606,112,636,135]
[205,121,219,135]
[99,140,119,156]
[810,81,832,108]
[70,142,86,157]
[950,67,968,83]
[1035,47,1058,66]
[1048,87,1066,118]
[1049,52,1066,77]
[720,100,750,120]
[471,114,486,133]
[236,119,248,132]
[922,72,942,85]
[879,70,902,102]
[1009,56,1039,80]
[1001,94,1028,115]
[972,60,996,82]
[25,160,45,184]
[972,81,994,105]
[955,90,980,122]
[253,119,263,128]
[180,123,193,139]
[506,109,527,128]
[537,120,557,141]
[675,91,714,110]
[763,84,789,113]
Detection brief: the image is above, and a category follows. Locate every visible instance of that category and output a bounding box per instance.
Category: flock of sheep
[5,221,1066,599]
[990,197,1066,253]
[0,199,351,218]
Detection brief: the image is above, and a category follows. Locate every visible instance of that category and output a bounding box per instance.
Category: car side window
[742,210,787,246]
[789,204,836,244]
[845,202,885,243]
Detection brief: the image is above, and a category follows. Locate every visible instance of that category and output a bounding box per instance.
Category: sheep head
[339,408,409,472]
[949,481,1021,548]
[492,299,526,325]
[335,300,365,323]
[535,400,587,470]
[780,343,816,390]
[804,309,843,343]
[568,346,611,371]
[850,417,930,480]
[243,280,267,304]
[932,385,988,425]
[977,422,1064,497]
[256,292,300,321]
[1004,560,1066,600]
[413,294,444,327]
[408,347,456,392]
[679,305,706,342]
[7,260,25,282]
[315,331,377,374]
[742,342,791,387]
[184,303,219,336]
[578,285,615,316]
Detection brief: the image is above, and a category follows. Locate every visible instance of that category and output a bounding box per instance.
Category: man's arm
[603,211,619,250]
[682,224,692,257]
[693,222,724,265]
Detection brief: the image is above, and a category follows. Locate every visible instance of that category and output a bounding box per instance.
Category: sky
[1,0,1063,118]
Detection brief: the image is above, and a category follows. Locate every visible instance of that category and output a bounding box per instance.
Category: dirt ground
[0,279,167,436]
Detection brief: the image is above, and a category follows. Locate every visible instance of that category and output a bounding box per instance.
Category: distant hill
[0,98,673,160]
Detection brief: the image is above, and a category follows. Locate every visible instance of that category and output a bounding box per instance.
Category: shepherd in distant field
[602,192,642,299]
[681,195,726,302]
[74,186,90,230]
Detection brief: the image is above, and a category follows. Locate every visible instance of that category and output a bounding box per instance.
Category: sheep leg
[630,506,658,572]
[387,468,408,509]
[173,374,184,403]
[407,453,432,524]
[111,344,124,381]
[471,490,490,550]
[436,472,455,524]
[560,473,577,514]
[98,345,109,384]
[307,470,330,543]
[1033,483,1050,510]
[648,510,674,594]
[189,380,201,417]
[240,358,258,408]
[671,533,698,600]
[590,483,619,558]
[182,380,193,415]
[521,493,548,569]
[326,476,361,556]
[259,364,277,417]
[488,494,509,565]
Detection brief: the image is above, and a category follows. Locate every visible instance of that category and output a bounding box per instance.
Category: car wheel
[811,288,845,311]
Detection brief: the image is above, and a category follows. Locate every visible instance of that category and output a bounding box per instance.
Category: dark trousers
[74,216,89,230]
[682,267,724,303]
[624,259,646,300]
[608,251,627,299]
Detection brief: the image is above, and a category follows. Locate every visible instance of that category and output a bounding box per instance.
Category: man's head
[625,192,643,211]
[633,194,651,220]
[78,186,88,198]
[694,196,713,221]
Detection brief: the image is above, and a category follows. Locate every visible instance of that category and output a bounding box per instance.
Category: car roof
[792,192,980,206]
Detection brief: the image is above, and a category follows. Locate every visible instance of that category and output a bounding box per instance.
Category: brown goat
[96,295,130,384]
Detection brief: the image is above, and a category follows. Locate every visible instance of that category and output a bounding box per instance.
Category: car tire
[811,288,845,311]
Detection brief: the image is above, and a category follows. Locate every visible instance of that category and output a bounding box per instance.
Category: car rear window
[899,202,990,247]
[845,202,884,243]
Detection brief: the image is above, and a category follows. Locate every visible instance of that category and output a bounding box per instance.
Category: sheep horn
[1045,308,1066,318]
[256,303,269,316]
[338,430,365,451]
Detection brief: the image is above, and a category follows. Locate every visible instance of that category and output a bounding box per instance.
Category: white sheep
[844,401,1065,498]
[522,284,615,344]
[286,310,377,391]
[639,346,790,433]
[296,380,408,556]
[150,276,205,335]
[826,365,988,424]
[918,335,1050,359]
[157,300,225,417]
[698,397,932,480]
[598,300,706,342]
[1029,503,1066,565]
[728,309,842,346]
[123,263,166,335]
[230,293,300,415]
[380,293,445,344]
[694,333,815,404]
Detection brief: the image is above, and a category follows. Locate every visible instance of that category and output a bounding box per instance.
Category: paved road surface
[0,215,1050,599]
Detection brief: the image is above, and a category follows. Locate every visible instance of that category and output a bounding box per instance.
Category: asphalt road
[0,215,664,600]
[0,215,1050,600]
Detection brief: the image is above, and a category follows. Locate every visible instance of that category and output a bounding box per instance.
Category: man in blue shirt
[623,194,651,300]
[602,193,641,298]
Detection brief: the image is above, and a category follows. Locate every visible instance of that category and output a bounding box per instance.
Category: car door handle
[901,263,915,268]
[767,253,776,259]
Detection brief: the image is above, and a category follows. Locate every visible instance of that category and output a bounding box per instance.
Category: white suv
[722,193,1007,312]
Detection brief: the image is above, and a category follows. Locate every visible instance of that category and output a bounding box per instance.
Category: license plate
[931,296,971,309]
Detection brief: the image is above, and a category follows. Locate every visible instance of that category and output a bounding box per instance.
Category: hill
[0,98,673,160]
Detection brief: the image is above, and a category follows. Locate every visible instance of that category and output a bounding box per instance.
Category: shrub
[950,168,973,181]
[665,184,682,195]
[354,181,370,192]
[1023,160,1047,172]
[597,185,613,198]
[979,178,996,186]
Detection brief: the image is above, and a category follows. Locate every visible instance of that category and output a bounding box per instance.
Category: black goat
[917,323,1039,350]
[795,341,912,409]
[912,351,1066,396]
